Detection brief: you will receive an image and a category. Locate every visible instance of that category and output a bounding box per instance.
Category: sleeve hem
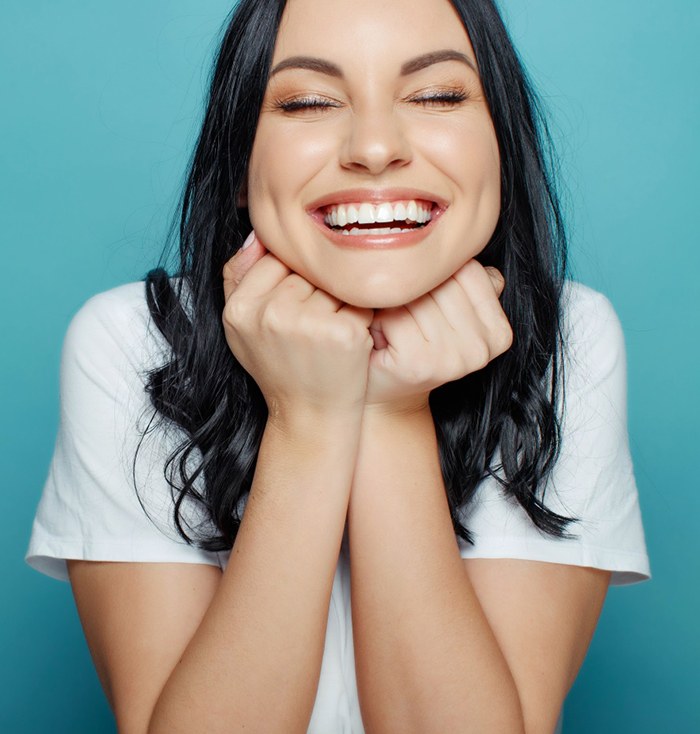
[457,537,651,586]
[25,537,225,582]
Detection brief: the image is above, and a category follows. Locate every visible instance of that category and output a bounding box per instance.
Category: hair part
[142,0,579,552]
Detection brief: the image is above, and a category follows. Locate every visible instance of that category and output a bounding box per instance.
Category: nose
[339,105,412,175]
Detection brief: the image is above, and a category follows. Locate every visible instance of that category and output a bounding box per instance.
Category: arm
[68,236,374,733]
[349,261,610,733]
[348,407,524,733]
[348,406,609,734]
[71,409,360,734]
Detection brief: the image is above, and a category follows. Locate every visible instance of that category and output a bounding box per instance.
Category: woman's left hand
[365,259,513,414]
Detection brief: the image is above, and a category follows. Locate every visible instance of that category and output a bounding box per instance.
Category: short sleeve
[25,282,224,582]
[457,282,651,586]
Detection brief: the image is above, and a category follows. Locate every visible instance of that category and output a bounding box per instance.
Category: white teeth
[357,203,375,224]
[341,226,414,236]
[375,202,394,223]
[324,199,434,227]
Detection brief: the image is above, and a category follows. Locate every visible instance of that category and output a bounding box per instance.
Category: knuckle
[299,313,325,341]
[489,267,505,289]
[404,361,430,385]
[222,258,236,280]
[500,322,514,351]
[326,322,362,351]
[260,302,285,332]
[344,319,371,346]
[324,313,368,348]
[328,323,354,348]
[223,296,249,329]
[471,339,491,371]
[493,315,513,353]
[445,353,464,378]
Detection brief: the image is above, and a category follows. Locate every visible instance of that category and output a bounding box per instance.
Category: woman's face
[247,0,501,309]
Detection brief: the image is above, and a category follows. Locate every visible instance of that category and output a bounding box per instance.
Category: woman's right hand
[222,231,375,422]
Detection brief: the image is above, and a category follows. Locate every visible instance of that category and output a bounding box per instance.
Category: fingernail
[241,231,256,250]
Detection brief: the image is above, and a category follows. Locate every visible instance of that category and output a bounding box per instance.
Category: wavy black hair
[142,0,580,550]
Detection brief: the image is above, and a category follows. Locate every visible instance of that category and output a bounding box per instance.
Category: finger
[401,291,449,342]
[303,288,374,326]
[483,265,506,298]
[371,306,425,354]
[427,274,477,333]
[222,231,268,300]
[339,303,376,329]
[369,324,388,350]
[225,243,293,303]
[369,311,404,367]
[453,260,506,316]
[269,272,316,303]
[453,260,512,356]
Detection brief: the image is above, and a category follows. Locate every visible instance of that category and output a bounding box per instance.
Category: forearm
[348,407,525,733]
[149,409,361,733]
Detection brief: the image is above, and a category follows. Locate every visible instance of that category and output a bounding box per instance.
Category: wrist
[359,401,435,444]
[266,401,364,444]
[362,394,431,420]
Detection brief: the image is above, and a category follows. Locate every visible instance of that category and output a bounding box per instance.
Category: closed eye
[274,95,342,113]
[408,89,469,107]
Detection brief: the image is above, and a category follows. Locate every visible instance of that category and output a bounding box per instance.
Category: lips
[324,200,433,233]
[306,189,446,249]
[307,189,447,242]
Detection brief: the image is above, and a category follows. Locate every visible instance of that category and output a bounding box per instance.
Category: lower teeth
[337,225,421,236]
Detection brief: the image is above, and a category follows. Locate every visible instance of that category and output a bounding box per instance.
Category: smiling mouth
[322,199,435,236]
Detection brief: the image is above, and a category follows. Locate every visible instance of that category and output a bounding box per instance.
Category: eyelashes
[274,95,341,113]
[272,87,471,114]
[407,89,470,106]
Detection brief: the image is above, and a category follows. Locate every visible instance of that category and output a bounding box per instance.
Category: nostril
[341,130,413,174]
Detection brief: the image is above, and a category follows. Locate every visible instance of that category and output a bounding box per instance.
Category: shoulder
[63,281,171,381]
[560,280,623,343]
[458,281,650,585]
[66,281,153,348]
[559,281,627,389]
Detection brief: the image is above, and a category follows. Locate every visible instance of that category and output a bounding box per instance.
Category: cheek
[248,122,337,213]
[247,131,282,215]
[246,124,334,270]
[420,117,500,195]
[444,123,501,239]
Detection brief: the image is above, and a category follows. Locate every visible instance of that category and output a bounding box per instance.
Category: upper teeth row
[324,200,432,227]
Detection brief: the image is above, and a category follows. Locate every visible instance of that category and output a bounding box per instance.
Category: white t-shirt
[26,279,650,733]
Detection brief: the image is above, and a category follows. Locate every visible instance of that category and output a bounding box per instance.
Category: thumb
[369,316,389,350]
[223,231,267,300]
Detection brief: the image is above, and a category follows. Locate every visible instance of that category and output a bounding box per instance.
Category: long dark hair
[142,0,579,550]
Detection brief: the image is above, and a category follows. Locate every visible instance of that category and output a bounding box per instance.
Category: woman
[26,0,651,731]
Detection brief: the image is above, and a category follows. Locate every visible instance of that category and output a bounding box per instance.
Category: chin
[326,280,429,310]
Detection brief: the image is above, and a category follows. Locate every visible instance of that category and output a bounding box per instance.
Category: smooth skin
[68,0,610,732]
[246,0,501,309]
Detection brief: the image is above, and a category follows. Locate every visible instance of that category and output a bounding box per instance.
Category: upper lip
[306,188,449,212]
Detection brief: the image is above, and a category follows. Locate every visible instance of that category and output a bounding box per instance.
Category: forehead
[272,0,473,69]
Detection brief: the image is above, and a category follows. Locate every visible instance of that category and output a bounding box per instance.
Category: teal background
[1,1,697,731]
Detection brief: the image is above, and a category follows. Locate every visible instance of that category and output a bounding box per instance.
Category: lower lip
[309,208,444,249]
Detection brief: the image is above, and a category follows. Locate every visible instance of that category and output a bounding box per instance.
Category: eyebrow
[401,49,477,76]
[270,56,343,78]
[269,49,477,78]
